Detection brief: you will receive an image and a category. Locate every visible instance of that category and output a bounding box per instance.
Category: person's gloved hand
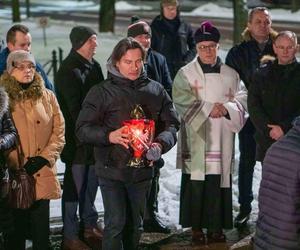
[24,156,49,175]
[146,143,162,161]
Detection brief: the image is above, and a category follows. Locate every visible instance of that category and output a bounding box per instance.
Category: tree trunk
[291,0,300,13]
[26,0,30,18]
[12,0,21,22]
[233,0,248,45]
[99,0,115,33]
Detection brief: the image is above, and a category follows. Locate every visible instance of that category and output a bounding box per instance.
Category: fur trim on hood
[260,55,276,65]
[0,87,9,120]
[0,71,44,111]
[242,27,278,42]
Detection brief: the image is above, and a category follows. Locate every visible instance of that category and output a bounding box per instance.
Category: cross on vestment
[191,79,203,100]
[225,88,235,102]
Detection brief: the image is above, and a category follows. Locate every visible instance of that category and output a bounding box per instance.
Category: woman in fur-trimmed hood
[0,50,65,250]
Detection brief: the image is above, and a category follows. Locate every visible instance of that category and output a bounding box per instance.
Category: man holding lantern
[76,37,180,250]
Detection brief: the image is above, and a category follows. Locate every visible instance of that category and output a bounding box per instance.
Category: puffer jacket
[0,86,16,235]
[0,87,17,171]
[151,15,196,79]
[0,72,65,200]
[248,58,300,160]
[254,116,300,250]
[76,61,180,183]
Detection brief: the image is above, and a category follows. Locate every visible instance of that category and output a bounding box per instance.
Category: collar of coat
[0,71,44,111]
[70,49,97,68]
[241,27,278,42]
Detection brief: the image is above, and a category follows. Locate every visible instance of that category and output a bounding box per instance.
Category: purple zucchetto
[194,21,220,44]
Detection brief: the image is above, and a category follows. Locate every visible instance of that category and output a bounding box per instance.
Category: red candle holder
[123,118,155,167]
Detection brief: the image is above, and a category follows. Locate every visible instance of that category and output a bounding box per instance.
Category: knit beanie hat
[161,0,178,6]
[127,20,152,38]
[69,26,96,50]
[6,50,36,74]
[194,21,220,44]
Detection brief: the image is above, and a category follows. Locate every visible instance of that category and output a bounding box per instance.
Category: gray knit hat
[6,50,36,74]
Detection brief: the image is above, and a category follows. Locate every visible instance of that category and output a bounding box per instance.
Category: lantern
[123,105,155,167]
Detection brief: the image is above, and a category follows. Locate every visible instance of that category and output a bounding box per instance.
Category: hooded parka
[76,61,180,183]
[0,71,65,200]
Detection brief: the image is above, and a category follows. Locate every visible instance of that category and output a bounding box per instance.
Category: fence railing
[43,47,64,79]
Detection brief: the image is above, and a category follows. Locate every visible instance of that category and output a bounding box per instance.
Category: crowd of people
[0,1,299,250]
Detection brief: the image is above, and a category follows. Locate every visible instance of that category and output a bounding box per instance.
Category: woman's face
[10,60,35,84]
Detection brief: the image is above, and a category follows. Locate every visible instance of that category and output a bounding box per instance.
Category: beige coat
[0,72,65,200]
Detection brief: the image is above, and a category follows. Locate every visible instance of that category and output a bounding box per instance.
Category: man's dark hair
[6,24,29,44]
[111,37,146,66]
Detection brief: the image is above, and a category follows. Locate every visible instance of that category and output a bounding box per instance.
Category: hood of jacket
[0,71,44,111]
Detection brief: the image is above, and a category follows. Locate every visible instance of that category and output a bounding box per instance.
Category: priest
[172,21,247,245]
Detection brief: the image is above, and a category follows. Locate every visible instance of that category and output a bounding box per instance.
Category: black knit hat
[194,21,220,44]
[127,20,152,38]
[69,26,96,50]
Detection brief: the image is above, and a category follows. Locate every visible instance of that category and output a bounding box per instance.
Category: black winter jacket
[55,49,104,165]
[254,117,300,250]
[225,37,275,89]
[0,87,16,172]
[225,35,276,135]
[248,59,300,161]
[76,64,180,183]
[0,87,16,234]
[145,48,172,98]
[151,15,196,79]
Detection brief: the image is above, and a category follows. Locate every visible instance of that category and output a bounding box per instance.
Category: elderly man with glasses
[173,21,247,245]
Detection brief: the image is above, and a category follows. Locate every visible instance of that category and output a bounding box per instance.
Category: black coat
[76,66,180,183]
[225,36,275,135]
[254,117,300,250]
[145,48,172,98]
[151,15,196,79]
[225,38,275,89]
[0,87,16,234]
[248,59,300,161]
[55,49,104,165]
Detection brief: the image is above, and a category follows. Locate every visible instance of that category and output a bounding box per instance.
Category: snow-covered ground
[2,0,298,230]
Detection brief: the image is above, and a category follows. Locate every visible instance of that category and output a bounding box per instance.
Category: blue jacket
[0,48,54,91]
[145,48,172,98]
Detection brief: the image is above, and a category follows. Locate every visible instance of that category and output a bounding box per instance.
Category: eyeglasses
[13,64,36,71]
[197,44,218,51]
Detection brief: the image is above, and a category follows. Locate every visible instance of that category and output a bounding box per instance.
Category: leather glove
[24,156,49,175]
[146,143,162,161]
